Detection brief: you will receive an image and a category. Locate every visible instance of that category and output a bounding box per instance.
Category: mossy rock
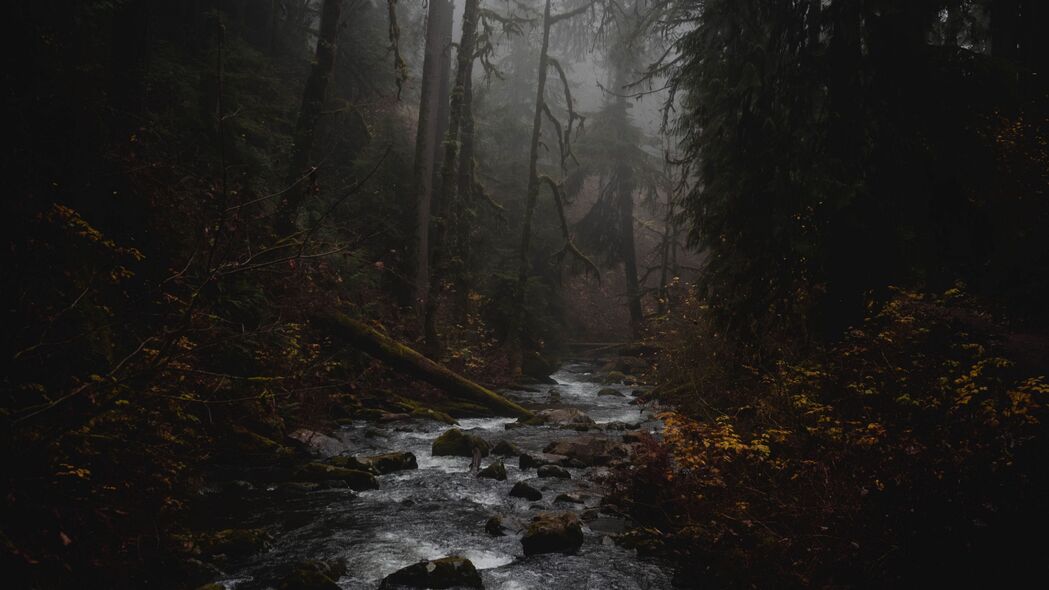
[361,452,418,474]
[477,460,507,480]
[597,387,624,397]
[491,440,520,456]
[293,462,378,490]
[509,481,542,501]
[521,512,584,556]
[328,456,378,474]
[378,556,483,589]
[276,560,346,590]
[198,528,271,559]
[353,408,388,421]
[602,371,628,384]
[431,428,490,458]
[537,464,571,479]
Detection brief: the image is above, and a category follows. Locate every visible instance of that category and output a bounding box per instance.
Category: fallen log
[315,311,533,419]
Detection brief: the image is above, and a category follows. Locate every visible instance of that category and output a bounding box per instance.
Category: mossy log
[315,312,533,418]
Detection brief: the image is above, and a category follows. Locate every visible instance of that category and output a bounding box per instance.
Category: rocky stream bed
[193,361,674,589]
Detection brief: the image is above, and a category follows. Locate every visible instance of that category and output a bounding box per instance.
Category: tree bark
[617,165,643,336]
[277,0,343,236]
[413,0,454,319]
[509,0,555,360]
[315,312,533,418]
[423,0,481,357]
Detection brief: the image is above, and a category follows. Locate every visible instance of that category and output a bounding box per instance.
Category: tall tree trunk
[276,0,342,236]
[509,0,554,361]
[423,0,481,357]
[657,190,675,315]
[616,165,643,337]
[452,58,476,324]
[413,0,454,320]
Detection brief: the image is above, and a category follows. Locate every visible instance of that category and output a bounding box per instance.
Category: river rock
[536,464,571,479]
[378,556,483,589]
[477,460,507,481]
[276,559,346,590]
[602,370,628,384]
[543,435,626,466]
[328,455,378,474]
[535,408,596,426]
[287,430,347,456]
[485,515,508,536]
[597,387,624,397]
[509,481,543,501]
[491,440,520,456]
[431,428,491,458]
[521,512,584,556]
[293,462,379,490]
[519,451,570,470]
[361,452,418,474]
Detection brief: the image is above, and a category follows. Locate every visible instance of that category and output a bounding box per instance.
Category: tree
[508,0,600,362]
[277,0,343,236]
[413,0,454,320]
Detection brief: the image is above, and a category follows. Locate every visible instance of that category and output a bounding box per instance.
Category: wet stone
[477,460,507,481]
[378,556,483,589]
[537,464,571,479]
[510,481,543,501]
[521,512,584,556]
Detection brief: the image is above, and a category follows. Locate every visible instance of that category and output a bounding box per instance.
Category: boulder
[509,481,543,501]
[378,556,483,589]
[521,512,584,556]
[361,452,418,474]
[536,465,571,479]
[277,560,346,590]
[534,408,595,426]
[543,435,625,466]
[328,455,378,474]
[597,387,624,397]
[486,516,507,536]
[491,440,520,456]
[288,428,348,456]
[293,462,379,490]
[431,428,491,458]
[477,460,507,481]
[519,451,570,470]
[602,370,628,384]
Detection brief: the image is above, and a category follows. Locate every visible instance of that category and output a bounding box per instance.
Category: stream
[202,361,674,589]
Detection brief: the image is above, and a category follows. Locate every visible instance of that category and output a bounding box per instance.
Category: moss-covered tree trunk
[315,312,532,418]
[276,0,342,236]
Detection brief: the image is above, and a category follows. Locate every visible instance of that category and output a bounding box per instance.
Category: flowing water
[203,361,673,589]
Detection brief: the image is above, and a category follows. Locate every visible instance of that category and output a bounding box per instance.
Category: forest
[2,1,1047,588]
